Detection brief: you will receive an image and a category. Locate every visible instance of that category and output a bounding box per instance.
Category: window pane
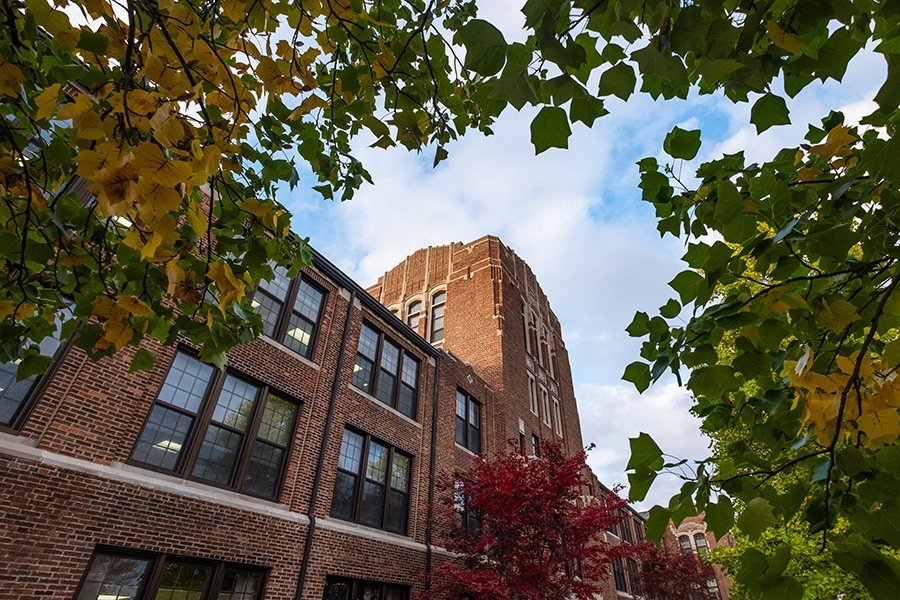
[294,280,324,321]
[256,395,297,446]
[406,301,421,329]
[468,424,480,454]
[356,584,382,600]
[397,384,415,419]
[241,440,284,498]
[384,588,407,600]
[76,553,151,600]
[258,265,291,299]
[0,362,36,426]
[330,471,358,520]
[154,561,211,600]
[365,442,388,482]
[132,405,194,470]
[284,313,314,356]
[386,490,408,534]
[158,353,214,413]
[191,424,243,485]
[324,581,350,600]
[400,356,417,387]
[251,291,282,338]
[455,391,466,418]
[390,454,410,491]
[212,376,258,431]
[455,416,466,446]
[352,357,374,393]
[468,401,480,426]
[379,341,399,373]
[359,480,385,527]
[374,372,396,406]
[357,325,379,360]
[217,569,263,600]
[339,430,364,473]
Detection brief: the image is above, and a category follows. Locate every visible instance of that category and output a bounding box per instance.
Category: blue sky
[276,9,885,508]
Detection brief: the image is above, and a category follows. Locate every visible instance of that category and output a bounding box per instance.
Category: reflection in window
[251,266,326,359]
[406,301,421,330]
[455,389,481,453]
[352,323,419,419]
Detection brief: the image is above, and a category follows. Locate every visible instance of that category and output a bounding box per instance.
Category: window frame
[540,385,551,427]
[429,291,446,343]
[351,321,420,420]
[453,479,482,535]
[330,427,413,535]
[251,267,327,361]
[324,576,409,600]
[455,388,482,453]
[527,374,538,416]
[74,547,267,600]
[531,433,541,457]
[405,300,422,331]
[552,397,563,437]
[129,349,300,501]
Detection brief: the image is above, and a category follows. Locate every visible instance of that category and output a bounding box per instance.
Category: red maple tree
[637,543,717,600]
[431,442,642,600]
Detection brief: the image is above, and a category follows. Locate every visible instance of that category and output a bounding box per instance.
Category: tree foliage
[638,543,716,600]
[433,443,639,600]
[1,0,490,369]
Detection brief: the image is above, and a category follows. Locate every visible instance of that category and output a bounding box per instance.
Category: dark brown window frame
[129,349,300,501]
[330,427,412,535]
[74,546,267,600]
[252,268,327,360]
[351,321,420,420]
[323,576,409,600]
[455,388,481,453]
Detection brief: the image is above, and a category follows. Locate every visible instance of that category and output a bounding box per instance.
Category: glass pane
[455,416,466,446]
[217,569,262,600]
[257,395,297,446]
[352,357,374,393]
[284,313,314,356]
[390,454,410,491]
[250,291,282,338]
[379,341,399,373]
[0,362,36,426]
[431,292,445,306]
[365,442,388,482]
[257,265,291,299]
[158,353,214,413]
[468,424,481,453]
[191,424,243,484]
[241,440,284,498]
[400,356,417,387]
[455,391,466,418]
[468,401,480,426]
[76,553,151,600]
[338,429,364,473]
[294,280,324,321]
[386,490,408,534]
[374,372,395,406]
[356,584,382,600]
[211,376,258,431]
[359,480,385,527]
[324,581,350,600]
[154,561,211,600]
[133,405,194,470]
[397,385,415,419]
[384,588,407,600]
[357,325,379,360]
[330,471,358,520]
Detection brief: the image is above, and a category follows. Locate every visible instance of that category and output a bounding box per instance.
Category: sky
[277,7,885,508]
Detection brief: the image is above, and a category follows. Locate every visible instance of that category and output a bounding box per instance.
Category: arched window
[694,532,708,556]
[406,300,422,330]
[527,314,538,356]
[430,292,446,343]
[678,534,692,555]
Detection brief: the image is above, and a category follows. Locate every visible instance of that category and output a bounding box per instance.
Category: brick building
[0,235,646,600]
[662,515,735,599]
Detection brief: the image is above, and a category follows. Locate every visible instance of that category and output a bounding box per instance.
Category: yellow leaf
[818,299,860,334]
[165,259,184,295]
[766,21,804,55]
[35,84,61,120]
[810,126,857,159]
[73,107,107,140]
[57,92,92,119]
[0,300,14,320]
[135,179,182,222]
[208,261,245,315]
[0,59,26,96]
[91,295,116,317]
[131,142,193,186]
[288,95,329,120]
[856,408,900,447]
[118,295,151,316]
[187,200,208,238]
[99,314,134,349]
[140,231,164,260]
[238,197,273,219]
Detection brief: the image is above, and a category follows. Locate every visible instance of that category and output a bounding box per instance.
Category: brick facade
[0,236,643,600]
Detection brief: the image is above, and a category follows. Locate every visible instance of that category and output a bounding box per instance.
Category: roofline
[310,248,440,359]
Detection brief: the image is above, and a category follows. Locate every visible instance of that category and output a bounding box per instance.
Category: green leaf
[622,361,651,392]
[751,94,791,133]
[663,126,702,160]
[626,311,650,336]
[833,534,900,600]
[627,468,657,502]
[762,576,803,600]
[128,347,158,373]
[737,497,777,540]
[16,352,51,381]
[689,365,739,398]
[530,106,571,154]
[705,496,735,539]
[644,505,671,542]
[627,432,663,470]
[569,96,607,127]
[660,298,681,319]
[77,29,110,55]
[599,62,636,101]
[668,270,705,304]
[459,19,508,76]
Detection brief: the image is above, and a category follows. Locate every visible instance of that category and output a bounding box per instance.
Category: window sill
[258,335,321,371]
[454,443,478,457]
[318,516,428,552]
[348,385,422,429]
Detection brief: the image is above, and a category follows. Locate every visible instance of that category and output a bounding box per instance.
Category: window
[612,558,627,593]
[76,549,264,600]
[455,389,481,453]
[251,265,326,359]
[540,386,551,427]
[694,532,709,556]
[679,534,693,555]
[531,433,540,457]
[550,348,559,381]
[627,558,642,596]
[429,291,445,343]
[552,398,563,436]
[330,428,411,534]
[453,479,482,534]
[618,517,633,543]
[406,301,421,330]
[132,351,299,500]
[707,577,721,600]
[324,577,408,600]
[352,323,420,419]
[527,313,538,357]
[527,375,538,415]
